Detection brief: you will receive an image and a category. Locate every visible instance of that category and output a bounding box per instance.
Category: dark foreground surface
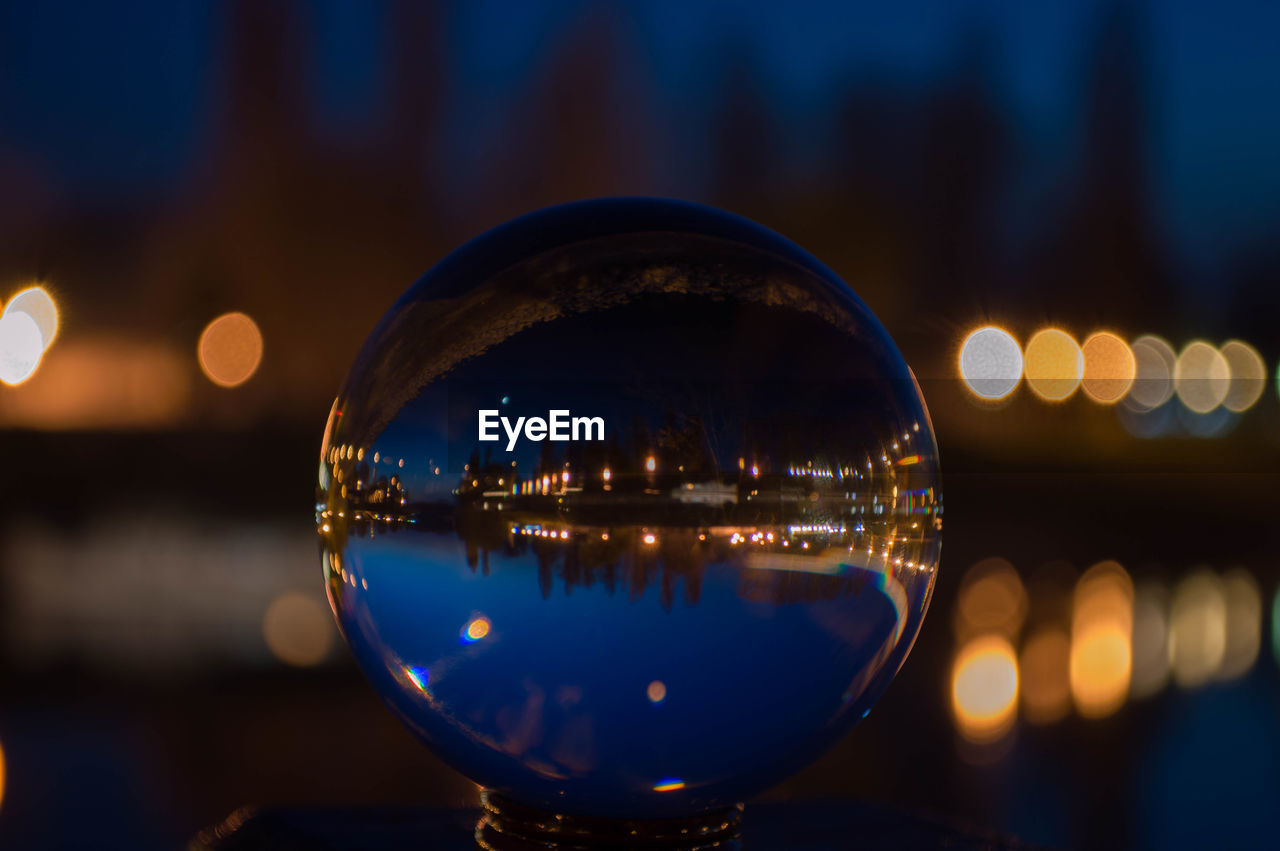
[193,799,1036,850]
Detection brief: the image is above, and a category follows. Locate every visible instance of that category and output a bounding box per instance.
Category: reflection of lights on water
[955,557,1026,640]
[1169,570,1226,689]
[198,312,263,388]
[263,591,335,667]
[1080,332,1135,404]
[1220,340,1266,413]
[1019,628,1071,724]
[0,310,45,386]
[1130,579,1170,699]
[1024,328,1083,401]
[1069,561,1132,719]
[652,778,685,792]
[952,635,1019,743]
[1219,568,1262,681]
[1173,341,1229,414]
[406,665,429,692]
[1126,335,1177,411]
[959,326,1022,400]
[462,616,491,643]
[647,680,667,703]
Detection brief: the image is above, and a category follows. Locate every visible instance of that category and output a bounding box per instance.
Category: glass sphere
[317,198,941,819]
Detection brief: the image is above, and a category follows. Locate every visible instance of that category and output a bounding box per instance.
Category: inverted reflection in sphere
[317,198,941,820]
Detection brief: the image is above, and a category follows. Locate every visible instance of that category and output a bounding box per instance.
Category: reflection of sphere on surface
[317,199,941,818]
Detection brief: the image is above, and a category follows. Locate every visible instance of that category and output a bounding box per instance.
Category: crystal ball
[317,198,941,819]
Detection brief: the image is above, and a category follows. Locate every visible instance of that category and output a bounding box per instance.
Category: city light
[197,311,263,388]
[1219,340,1266,413]
[1019,628,1071,724]
[262,590,335,667]
[1169,570,1226,688]
[462,615,491,643]
[1080,332,1135,404]
[952,634,1019,743]
[1023,328,1083,401]
[1069,561,1132,719]
[955,557,1026,641]
[645,455,657,473]
[1126,335,1177,410]
[1273,587,1280,671]
[0,310,46,386]
[3,285,59,350]
[652,779,685,792]
[1219,568,1262,681]
[1173,340,1229,414]
[647,680,667,703]
[1130,579,1170,699]
[958,326,1022,400]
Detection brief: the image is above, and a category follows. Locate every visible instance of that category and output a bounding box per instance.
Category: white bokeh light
[959,327,1023,400]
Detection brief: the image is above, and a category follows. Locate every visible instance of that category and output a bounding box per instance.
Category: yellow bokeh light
[955,557,1026,641]
[959,326,1023,400]
[1019,628,1071,724]
[1219,568,1262,681]
[1080,332,1135,404]
[1069,561,1133,719]
[952,634,1019,743]
[198,311,263,388]
[1130,579,1170,699]
[1127,335,1177,410]
[1173,340,1229,414]
[465,616,491,641]
[1219,340,1266,413]
[263,591,335,667]
[1023,328,1083,401]
[1169,570,1226,689]
[3,285,58,350]
[647,680,667,703]
[0,310,46,386]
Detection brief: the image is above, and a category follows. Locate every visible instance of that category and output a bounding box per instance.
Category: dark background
[1,1,1279,848]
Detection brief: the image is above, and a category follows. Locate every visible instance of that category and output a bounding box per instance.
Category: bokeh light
[952,634,1019,743]
[1219,568,1262,680]
[1129,579,1170,699]
[954,557,1027,641]
[1019,628,1071,724]
[1023,328,1083,401]
[1126,335,1177,410]
[1069,561,1132,719]
[1219,340,1266,413]
[959,326,1023,400]
[1273,587,1280,671]
[197,311,263,388]
[463,615,492,643]
[0,310,45,386]
[1173,340,1230,414]
[1080,332,1135,404]
[1168,570,1226,689]
[647,680,667,703]
[262,591,335,667]
[3,286,58,350]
